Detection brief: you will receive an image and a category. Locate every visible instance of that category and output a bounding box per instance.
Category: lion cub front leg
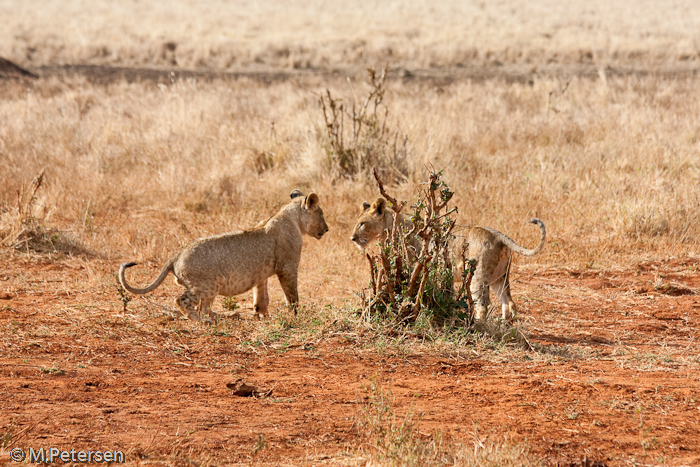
[253,279,270,319]
[277,270,299,316]
[200,298,218,324]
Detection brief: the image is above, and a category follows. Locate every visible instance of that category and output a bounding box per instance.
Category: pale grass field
[1,0,699,70]
[1,73,699,272]
[2,0,699,273]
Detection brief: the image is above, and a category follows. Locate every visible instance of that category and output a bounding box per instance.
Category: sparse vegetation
[222,296,240,312]
[252,434,268,455]
[39,364,64,376]
[114,274,132,313]
[0,429,13,449]
[1,169,48,250]
[358,377,541,466]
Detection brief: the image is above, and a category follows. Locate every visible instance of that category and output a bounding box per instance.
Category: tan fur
[454,219,546,322]
[119,190,329,322]
[350,198,421,254]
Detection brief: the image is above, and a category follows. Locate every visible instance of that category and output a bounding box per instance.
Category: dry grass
[2,0,699,71]
[358,378,540,467]
[3,0,699,270]
[2,73,699,270]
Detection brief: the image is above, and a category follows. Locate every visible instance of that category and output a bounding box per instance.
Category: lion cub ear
[290,189,304,199]
[361,201,371,212]
[370,198,387,217]
[305,192,319,210]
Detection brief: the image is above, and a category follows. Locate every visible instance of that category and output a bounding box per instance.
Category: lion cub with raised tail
[119,190,329,322]
[454,219,546,322]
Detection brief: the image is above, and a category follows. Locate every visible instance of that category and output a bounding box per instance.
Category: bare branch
[372,167,405,212]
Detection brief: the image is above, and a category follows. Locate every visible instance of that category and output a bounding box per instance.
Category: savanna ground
[2,1,700,466]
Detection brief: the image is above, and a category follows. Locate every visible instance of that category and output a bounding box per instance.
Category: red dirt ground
[1,252,699,466]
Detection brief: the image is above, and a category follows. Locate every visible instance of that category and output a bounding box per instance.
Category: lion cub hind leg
[491,248,516,322]
[469,258,492,322]
[491,275,516,322]
[469,250,496,323]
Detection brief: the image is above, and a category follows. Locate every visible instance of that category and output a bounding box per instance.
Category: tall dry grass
[1,0,699,71]
[2,73,699,270]
[410,74,700,266]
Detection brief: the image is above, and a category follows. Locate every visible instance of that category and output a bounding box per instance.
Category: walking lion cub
[119,190,329,322]
[453,220,545,322]
[350,197,545,322]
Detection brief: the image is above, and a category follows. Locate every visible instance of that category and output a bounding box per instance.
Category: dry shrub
[358,377,429,466]
[362,169,474,326]
[319,66,410,184]
[1,170,50,249]
[0,169,92,256]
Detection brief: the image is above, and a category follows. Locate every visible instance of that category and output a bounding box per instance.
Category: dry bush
[0,168,90,256]
[0,169,46,248]
[362,169,473,326]
[319,66,410,183]
[358,170,534,351]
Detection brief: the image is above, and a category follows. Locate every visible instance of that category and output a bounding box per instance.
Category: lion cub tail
[486,218,546,257]
[512,218,546,257]
[119,261,174,295]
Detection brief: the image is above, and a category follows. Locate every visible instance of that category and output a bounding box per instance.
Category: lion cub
[350,198,421,254]
[453,220,546,322]
[119,190,329,322]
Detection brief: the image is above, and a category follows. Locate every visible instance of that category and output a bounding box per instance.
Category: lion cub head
[291,189,329,240]
[350,198,394,250]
